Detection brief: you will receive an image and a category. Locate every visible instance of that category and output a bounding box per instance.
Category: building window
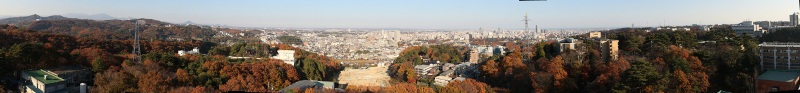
[772,86,779,92]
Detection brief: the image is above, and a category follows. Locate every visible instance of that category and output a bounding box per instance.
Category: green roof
[758,70,800,82]
[24,69,64,84]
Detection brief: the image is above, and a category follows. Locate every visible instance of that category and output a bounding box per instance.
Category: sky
[0,0,798,29]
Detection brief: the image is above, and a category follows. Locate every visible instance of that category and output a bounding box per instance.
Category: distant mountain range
[0,14,77,26]
[61,13,132,20]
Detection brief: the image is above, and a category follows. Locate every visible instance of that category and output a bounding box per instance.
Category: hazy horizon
[1,0,798,29]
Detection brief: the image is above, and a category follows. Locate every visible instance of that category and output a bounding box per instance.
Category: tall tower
[792,13,799,26]
[522,12,531,33]
[132,20,145,63]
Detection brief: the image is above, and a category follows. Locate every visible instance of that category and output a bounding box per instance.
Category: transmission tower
[133,20,145,63]
[522,12,531,33]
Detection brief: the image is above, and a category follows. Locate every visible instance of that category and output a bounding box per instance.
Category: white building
[177,47,200,56]
[274,50,296,66]
[651,27,691,31]
[434,76,453,87]
[732,21,766,37]
[414,64,438,76]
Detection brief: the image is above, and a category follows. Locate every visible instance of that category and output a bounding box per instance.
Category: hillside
[0,14,75,26]
[0,14,228,42]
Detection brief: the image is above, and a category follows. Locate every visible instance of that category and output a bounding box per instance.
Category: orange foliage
[389,62,417,82]
[439,79,493,93]
[380,83,434,93]
[345,85,381,93]
[218,60,300,92]
[138,70,172,93]
[175,69,193,86]
[168,86,218,93]
[673,70,692,93]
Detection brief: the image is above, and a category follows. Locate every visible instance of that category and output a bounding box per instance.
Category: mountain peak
[183,21,196,25]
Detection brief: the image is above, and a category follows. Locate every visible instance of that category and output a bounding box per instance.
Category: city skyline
[1,0,798,29]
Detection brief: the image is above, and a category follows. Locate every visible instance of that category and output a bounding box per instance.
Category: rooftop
[758,70,800,82]
[759,42,800,47]
[24,69,65,84]
[279,80,338,92]
[48,65,90,75]
[414,65,432,70]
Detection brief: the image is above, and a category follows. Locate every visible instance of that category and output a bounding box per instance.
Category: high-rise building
[791,12,798,26]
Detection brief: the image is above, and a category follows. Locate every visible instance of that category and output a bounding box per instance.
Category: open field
[337,59,379,63]
[337,66,391,87]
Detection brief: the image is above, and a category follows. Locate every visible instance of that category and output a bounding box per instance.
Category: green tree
[92,57,106,73]
[298,58,326,80]
[207,46,229,56]
[613,59,664,93]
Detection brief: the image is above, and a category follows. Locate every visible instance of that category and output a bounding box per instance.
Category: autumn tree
[389,62,416,83]
[380,83,434,93]
[93,66,137,93]
[168,86,218,93]
[175,69,194,86]
[439,79,494,93]
[138,70,173,93]
[218,60,300,92]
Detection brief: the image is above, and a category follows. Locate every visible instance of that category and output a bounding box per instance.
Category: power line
[133,20,145,63]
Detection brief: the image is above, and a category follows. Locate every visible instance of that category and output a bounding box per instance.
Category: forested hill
[0,14,217,41]
[0,14,75,26]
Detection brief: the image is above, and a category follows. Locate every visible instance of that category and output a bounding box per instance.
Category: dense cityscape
[2,0,800,93]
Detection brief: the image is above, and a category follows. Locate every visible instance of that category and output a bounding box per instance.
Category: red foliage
[439,79,493,93]
[218,60,300,92]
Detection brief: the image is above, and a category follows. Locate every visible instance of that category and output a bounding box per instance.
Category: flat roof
[280,80,337,92]
[24,69,65,84]
[48,65,89,75]
[759,42,800,47]
[758,70,800,82]
[414,65,431,69]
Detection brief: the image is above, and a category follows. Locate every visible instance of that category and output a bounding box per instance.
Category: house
[756,70,800,93]
[21,69,66,93]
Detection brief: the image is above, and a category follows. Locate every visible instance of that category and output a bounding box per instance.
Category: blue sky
[0,0,797,29]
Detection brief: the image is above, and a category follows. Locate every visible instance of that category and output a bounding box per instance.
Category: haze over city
[1,0,798,29]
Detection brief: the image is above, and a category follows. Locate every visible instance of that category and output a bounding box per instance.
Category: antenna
[133,20,145,63]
